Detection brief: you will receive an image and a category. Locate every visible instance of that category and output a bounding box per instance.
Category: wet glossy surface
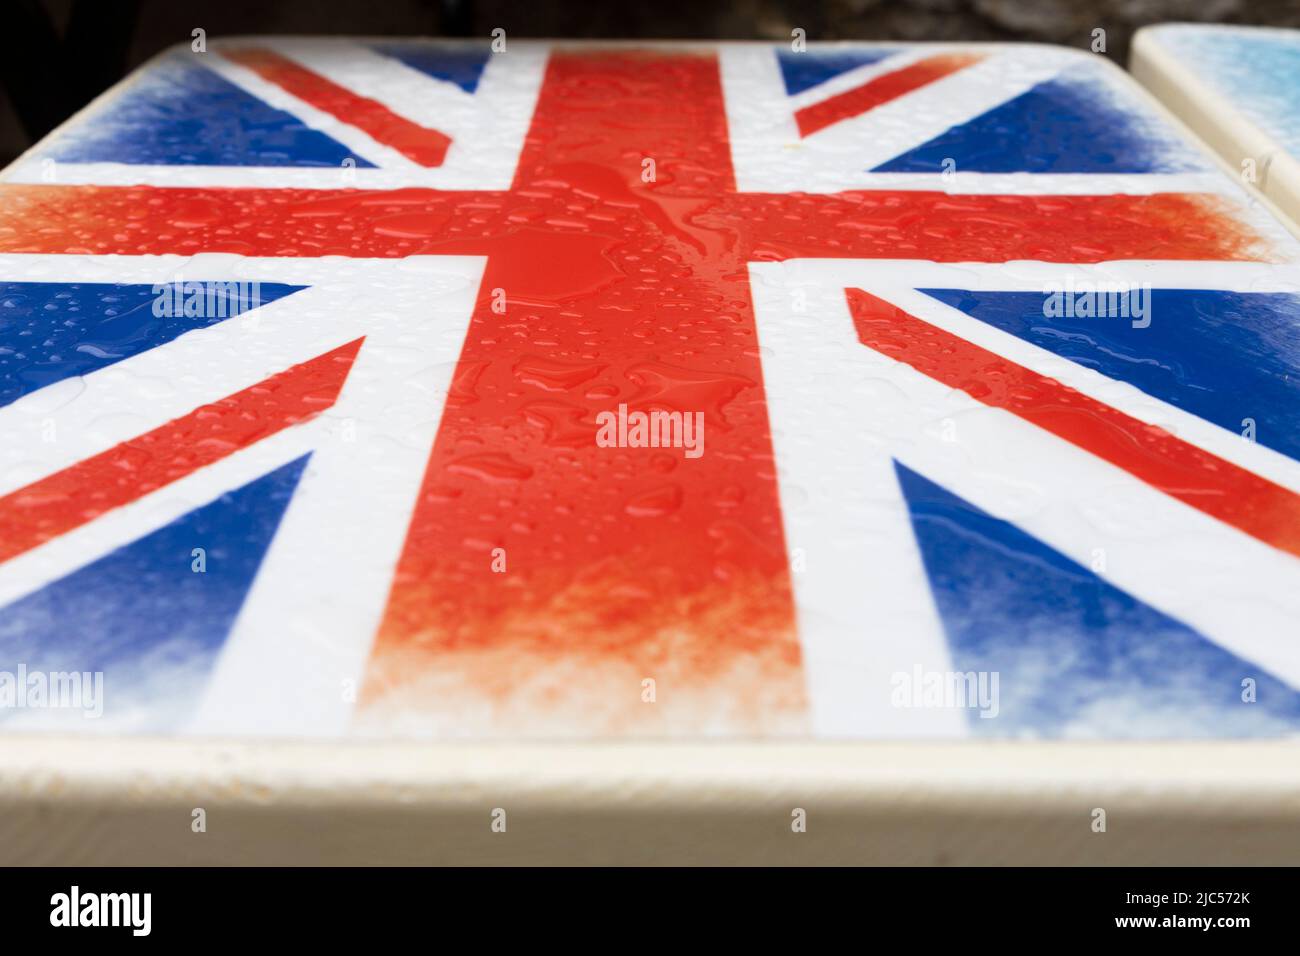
[1143,24,1300,158]
[2,40,1300,738]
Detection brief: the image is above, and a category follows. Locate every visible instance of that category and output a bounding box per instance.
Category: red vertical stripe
[361,52,809,734]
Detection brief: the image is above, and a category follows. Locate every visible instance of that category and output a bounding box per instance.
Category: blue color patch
[0,280,305,409]
[874,67,1203,173]
[918,288,1300,466]
[894,460,1300,737]
[1158,28,1300,158]
[372,42,491,93]
[776,47,897,96]
[48,56,376,167]
[0,455,308,732]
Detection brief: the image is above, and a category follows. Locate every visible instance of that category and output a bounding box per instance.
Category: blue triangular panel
[873,69,1204,173]
[776,48,897,96]
[0,455,310,730]
[1,281,306,409]
[373,42,490,93]
[893,460,1300,737]
[49,57,376,167]
[917,288,1300,467]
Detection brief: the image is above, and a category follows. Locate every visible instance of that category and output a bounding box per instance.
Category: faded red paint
[371,51,809,735]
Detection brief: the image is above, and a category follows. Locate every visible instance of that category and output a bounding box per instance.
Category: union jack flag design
[2,39,1299,739]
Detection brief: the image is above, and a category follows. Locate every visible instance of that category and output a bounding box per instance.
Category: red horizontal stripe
[721,189,1272,263]
[0,184,1272,264]
[847,289,1300,559]
[795,53,984,138]
[222,47,452,167]
[0,338,363,565]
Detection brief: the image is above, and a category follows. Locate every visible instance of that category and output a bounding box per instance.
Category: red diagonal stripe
[847,289,1300,559]
[0,338,364,565]
[222,47,452,167]
[794,53,984,138]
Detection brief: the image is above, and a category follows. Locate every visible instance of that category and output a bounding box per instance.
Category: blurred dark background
[3,0,1299,166]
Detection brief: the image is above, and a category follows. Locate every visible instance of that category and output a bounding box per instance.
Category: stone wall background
[465,0,1293,58]
[3,0,1299,165]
